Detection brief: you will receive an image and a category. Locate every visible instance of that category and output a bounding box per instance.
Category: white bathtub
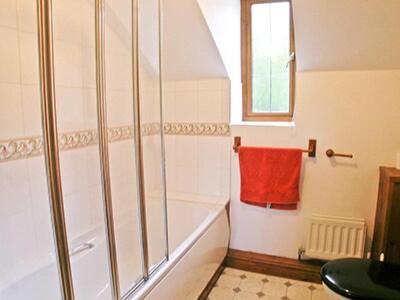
[0,195,230,300]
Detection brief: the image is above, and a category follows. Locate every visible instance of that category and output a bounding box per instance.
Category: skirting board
[225,249,323,284]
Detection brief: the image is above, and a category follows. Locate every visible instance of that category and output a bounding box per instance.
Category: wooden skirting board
[225,249,323,284]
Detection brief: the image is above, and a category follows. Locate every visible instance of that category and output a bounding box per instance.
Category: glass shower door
[137,0,169,272]
[52,0,114,299]
[104,0,144,295]
[0,1,62,299]
[0,0,168,299]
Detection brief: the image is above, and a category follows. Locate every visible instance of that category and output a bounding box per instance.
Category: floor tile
[209,267,325,300]
[240,277,264,293]
[209,286,235,300]
[287,285,312,300]
[234,291,259,300]
[311,287,328,300]
[262,281,287,297]
[217,274,242,289]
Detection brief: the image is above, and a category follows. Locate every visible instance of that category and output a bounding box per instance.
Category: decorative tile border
[0,126,133,163]
[164,122,230,136]
[0,123,230,163]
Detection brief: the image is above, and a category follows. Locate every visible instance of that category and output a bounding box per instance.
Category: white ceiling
[293,0,400,71]
[161,0,228,81]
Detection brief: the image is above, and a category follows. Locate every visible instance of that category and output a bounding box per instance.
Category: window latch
[286,52,295,68]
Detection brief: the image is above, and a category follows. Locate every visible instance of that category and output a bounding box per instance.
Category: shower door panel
[52,0,112,299]
[0,2,62,299]
[104,0,144,295]
[138,0,169,271]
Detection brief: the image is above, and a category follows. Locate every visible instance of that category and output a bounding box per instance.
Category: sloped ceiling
[162,0,228,81]
[293,0,400,71]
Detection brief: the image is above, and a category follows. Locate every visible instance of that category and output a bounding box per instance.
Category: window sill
[230,121,295,128]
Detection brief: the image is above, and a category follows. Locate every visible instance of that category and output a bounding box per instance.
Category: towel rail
[232,136,317,158]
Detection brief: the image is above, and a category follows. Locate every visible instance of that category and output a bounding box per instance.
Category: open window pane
[251,1,291,114]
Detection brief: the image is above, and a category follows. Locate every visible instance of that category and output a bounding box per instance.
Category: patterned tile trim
[0,126,132,163]
[0,122,231,163]
[163,122,230,136]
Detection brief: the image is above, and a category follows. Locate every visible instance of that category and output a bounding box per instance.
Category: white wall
[292,0,400,71]
[230,70,400,258]
[162,0,227,81]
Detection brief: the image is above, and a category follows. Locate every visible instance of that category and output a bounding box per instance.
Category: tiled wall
[0,1,61,291]
[163,79,231,199]
[0,0,158,294]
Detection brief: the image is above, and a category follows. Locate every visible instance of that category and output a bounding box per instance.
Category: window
[241,0,295,121]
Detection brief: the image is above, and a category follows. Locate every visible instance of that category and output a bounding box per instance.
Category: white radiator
[305,215,366,260]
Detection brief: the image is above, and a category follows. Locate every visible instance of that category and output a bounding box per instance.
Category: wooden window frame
[241,0,296,122]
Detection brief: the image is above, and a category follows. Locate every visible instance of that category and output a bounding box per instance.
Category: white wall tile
[162,78,231,198]
[17,0,37,33]
[164,135,176,166]
[0,0,18,29]
[0,210,38,283]
[198,90,223,122]
[0,83,24,140]
[198,136,222,168]
[83,88,98,129]
[166,164,177,192]
[0,160,31,218]
[175,136,198,167]
[163,91,176,122]
[21,84,42,136]
[53,0,82,44]
[106,90,133,127]
[175,80,197,91]
[198,167,221,196]
[64,190,91,239]
[89,184,104,227]
[54,40,83,87]
[81,1,95,48]
[109,141,131,179]
[19,32,39,84]
[198,79,222,91]
[0,27,20,83]
[220,168,231,198]
[82,46,96,88]
[56,87,86,132]
[27,157,56,260]
[175,90,199,122]
[59,149,89,196]
[176,166,198,194]
[86,146,102,187]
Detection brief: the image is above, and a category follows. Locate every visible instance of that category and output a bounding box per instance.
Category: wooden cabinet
[371,167,400,263]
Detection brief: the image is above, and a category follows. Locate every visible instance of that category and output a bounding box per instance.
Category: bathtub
[0,195,230,300]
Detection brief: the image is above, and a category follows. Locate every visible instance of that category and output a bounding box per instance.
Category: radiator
[305,215,367,260]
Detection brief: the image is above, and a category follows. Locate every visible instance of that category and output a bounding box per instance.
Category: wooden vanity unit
[371,167,400,263]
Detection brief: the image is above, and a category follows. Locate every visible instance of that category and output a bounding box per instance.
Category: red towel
[238,146,302,210]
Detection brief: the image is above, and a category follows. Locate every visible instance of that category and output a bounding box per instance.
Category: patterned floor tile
[262,280,287,297]
[234,291,260,300]
[209,267,326,300]
[217,274,242,289]
[209,286,235,300]
[239,278,264,293]
[287,285,312,300]
[311,287,328,300]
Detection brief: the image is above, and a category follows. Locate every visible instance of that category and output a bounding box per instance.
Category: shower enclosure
[0,0,169,299]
